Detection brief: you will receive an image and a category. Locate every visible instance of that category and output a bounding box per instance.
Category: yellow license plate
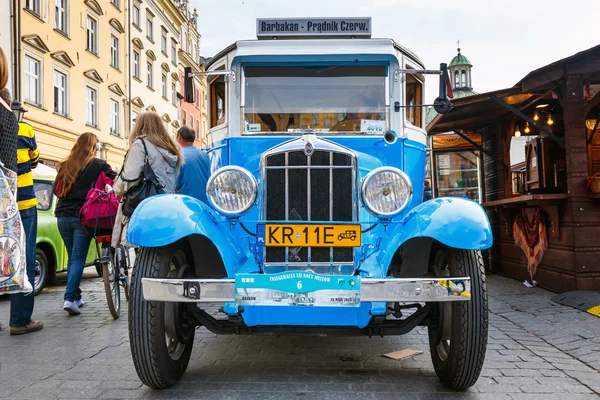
[260,224,361,247]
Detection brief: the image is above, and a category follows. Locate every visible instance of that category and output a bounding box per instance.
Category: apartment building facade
[129,0,185,136]
[18,0,129,168]
[176,2,208,147]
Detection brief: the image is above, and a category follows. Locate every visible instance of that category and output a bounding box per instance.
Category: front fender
[127,194,247,273]
[378,197,492,268]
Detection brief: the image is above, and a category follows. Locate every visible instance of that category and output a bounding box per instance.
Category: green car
[33,164,98,295]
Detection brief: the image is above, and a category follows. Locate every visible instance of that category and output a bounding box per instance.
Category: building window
[171,41,177,66]
[133,3,140,27]
[454,71,459,87]
[210,72,226,127]
[171,82,177,106]
[183,110,187,127]
[131,111,138,129]
[110,35,119,69]
[133,51,140,79]
[162,74,167,98]
[26,0,41,15]
[55,0,67,33]
[111,0,119,9]
[196,119,200,137]
[147,62,153,88]
[461,70,467,87]
[110,99,120,135]
[24,56,41,106]
[86,86,98,127]
[53,70,67,116]
[161,28,168,56]
[86,16,98,55]
[146,16,154,41]
[405,74,423,128]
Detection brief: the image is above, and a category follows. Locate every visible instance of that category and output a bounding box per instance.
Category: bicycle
[94,235,130,319]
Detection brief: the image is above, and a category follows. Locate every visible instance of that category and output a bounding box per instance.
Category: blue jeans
[57,217,92,302]
[10,207,38,327]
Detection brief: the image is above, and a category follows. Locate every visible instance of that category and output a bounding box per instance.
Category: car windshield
[34,181,53,211]
[243,65,388,134]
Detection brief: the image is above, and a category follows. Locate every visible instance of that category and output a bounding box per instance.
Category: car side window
[34,181,53,211]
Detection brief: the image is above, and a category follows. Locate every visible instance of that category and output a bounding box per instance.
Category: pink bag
[79,171,120,234]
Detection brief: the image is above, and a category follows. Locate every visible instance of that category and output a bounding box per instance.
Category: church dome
[449,49,472,67]
[426,45,477,126]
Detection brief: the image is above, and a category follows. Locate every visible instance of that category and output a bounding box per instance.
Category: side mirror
[434,63,453,114]
[392,64,453,113]
[184,67,194,104]
[184,68,236,104]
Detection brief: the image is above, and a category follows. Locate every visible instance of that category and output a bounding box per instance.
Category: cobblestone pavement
[0,269,599,400]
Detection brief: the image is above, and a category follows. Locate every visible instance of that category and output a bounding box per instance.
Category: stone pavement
[0,269,599,400]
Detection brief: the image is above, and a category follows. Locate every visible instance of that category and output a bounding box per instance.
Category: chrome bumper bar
[141,277,471,303]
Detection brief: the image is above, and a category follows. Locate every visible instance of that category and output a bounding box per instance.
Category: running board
[141,277,471,303]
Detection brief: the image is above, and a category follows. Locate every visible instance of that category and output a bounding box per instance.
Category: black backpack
[121,138,165,217]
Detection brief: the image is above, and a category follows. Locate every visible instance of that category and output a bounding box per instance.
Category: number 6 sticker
[297,281,302,290]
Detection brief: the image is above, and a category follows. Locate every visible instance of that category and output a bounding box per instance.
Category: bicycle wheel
[116,247,130,302]
[102,246,121,319]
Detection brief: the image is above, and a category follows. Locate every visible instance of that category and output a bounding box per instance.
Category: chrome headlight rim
[206,166,257,216]
[361,166,413,217]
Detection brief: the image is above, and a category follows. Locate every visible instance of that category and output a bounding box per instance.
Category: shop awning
[427,44,600,136]
[426,87,539,134]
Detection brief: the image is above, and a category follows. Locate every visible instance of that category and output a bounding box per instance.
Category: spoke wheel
[427,247,488,390]
[102,247,121,319]
[115,247,130,301]
[129,245,196,389]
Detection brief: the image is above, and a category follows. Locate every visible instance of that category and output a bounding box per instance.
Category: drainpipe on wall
[10,0,22,99]
[127,0,132,144]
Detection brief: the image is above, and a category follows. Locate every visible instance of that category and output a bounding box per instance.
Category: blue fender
[126,194,247,274]
[377,197,492,269]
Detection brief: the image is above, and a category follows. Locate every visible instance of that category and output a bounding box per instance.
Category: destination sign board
[257,18,372,39]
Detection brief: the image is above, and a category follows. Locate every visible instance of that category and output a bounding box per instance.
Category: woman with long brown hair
[111,111,182,248]
[55,132,116,315]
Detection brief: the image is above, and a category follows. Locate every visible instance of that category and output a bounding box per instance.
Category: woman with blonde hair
[55,132,116,315]
[111,111,182,248]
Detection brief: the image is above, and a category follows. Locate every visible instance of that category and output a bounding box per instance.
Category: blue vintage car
[127,18,492,390]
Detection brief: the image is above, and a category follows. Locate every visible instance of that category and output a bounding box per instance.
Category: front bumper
[141,277,471,303]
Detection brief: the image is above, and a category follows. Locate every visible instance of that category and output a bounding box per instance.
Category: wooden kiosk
[427,45,600,292]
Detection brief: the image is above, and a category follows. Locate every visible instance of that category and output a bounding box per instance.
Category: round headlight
[362,167,412,216]
[207,166,257,215]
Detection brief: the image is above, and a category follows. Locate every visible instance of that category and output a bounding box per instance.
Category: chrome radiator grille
[264,149,355,266]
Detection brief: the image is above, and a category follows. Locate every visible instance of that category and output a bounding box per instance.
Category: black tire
[102,247,121,319]
[96,263,103,277]
[428,248,488,390]
[129,245,195,389]
[34,248,49,295]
